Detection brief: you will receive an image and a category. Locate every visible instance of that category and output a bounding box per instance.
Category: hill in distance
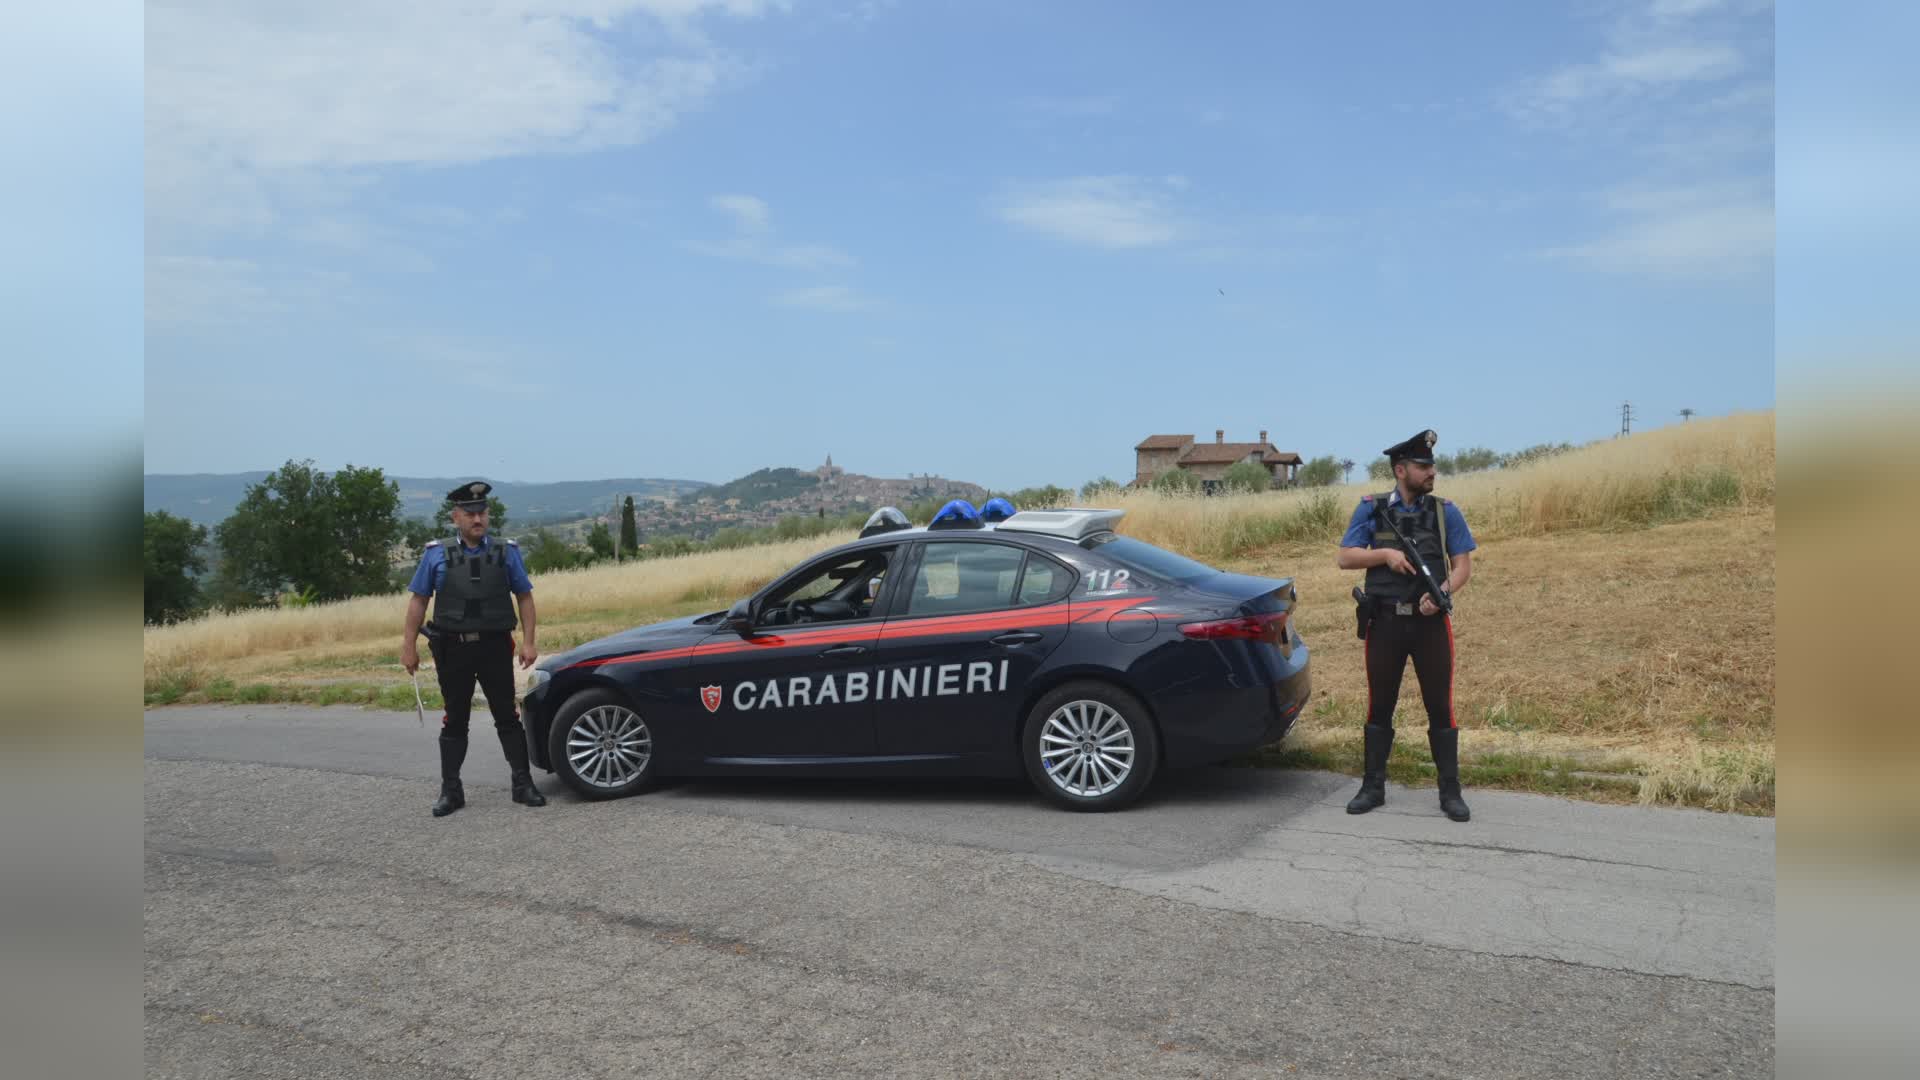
[143,473,710,527]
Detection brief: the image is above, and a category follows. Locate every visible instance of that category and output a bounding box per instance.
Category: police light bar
[979,497,1017,523]
[927,499,984,530]
[993,508,1125,540]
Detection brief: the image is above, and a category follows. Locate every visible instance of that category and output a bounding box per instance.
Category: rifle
[1379,506,1453,616]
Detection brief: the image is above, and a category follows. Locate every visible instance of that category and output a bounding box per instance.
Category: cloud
[688,194,854,269]
[771,285,873,312]
[995,176,1183,249]
[709,194,771,232]
[146,256,355,327]
[1542,182,1773,277]
[1522,43,1744,116]
[382,330,551,396]
[147,1,783,236]
[1505,0,1768,125]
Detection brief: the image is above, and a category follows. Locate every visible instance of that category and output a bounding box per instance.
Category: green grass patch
[145,667,202,706]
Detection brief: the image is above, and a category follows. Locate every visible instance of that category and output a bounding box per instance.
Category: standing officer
[1336,430,1477,822]
[400,481,546,817]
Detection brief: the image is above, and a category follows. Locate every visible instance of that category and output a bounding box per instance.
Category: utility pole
[1620,401,1634,438]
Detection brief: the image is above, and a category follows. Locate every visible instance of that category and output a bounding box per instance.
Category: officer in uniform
[1336,430,1477,822]
[400,481,546,817]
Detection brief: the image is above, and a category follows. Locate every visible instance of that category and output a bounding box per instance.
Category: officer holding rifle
[1336,430,1477,822]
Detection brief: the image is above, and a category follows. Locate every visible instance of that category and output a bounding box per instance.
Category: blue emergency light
[927,499,984,530]
[980,497,1017,523]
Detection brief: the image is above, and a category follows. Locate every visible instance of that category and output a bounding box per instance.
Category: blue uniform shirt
[1339,491,1477,555]
[407,535,534,598]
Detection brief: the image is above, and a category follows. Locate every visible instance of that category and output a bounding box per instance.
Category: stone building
[1133,429,1303,490]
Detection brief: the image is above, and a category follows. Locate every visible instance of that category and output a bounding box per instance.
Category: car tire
[547,687,659,801]
[1022,680,1159,812]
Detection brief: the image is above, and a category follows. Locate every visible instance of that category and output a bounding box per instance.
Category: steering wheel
[788,599,814,624]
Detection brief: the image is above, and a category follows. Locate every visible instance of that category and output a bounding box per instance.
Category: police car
[522,500,1310,811]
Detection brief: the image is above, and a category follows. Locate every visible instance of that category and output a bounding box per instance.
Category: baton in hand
[411,672,427,726]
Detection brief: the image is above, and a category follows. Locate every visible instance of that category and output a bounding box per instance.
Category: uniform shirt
[1339,491,1477,554]
[407,535,534,598]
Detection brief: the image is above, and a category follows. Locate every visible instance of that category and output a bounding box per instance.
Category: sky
[139,0,1779,490]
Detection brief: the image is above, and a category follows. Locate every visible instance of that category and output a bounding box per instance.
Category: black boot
[498,725,547,807]
[1346,724,1394,814]
[1430,728,1471,822]
[432,734,467,817]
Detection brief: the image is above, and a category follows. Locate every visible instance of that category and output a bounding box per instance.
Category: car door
[873,540,1075,759]
[686,546,898,760]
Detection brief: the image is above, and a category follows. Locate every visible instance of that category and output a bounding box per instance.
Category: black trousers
[1364,609,1457,733]
[429,633,525,745]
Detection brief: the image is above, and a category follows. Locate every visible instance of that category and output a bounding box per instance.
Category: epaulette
[505,538,518,546]
[1360,494,1373,501]
[425,540,441,548]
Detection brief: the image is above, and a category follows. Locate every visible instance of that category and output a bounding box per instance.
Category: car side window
[907,542,1024,616]
[761,548,893,625]
[1017,553,1073,605]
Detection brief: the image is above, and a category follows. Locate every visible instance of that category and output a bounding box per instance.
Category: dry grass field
[145,412,1774,811]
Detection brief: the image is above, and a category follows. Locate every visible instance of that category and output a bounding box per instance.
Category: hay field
[145,412,1774,811]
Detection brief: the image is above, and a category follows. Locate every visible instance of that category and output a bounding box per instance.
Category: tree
[144,511,208,624]
[586,521,615,561]
[214,459,405,604]
[1150,468,1201,493]
[432,495,508,533]
[1079,476,1121,501]
[520,528,584,573]
[1499,442,1575,470]
[619,496,638,558]
[1297,455,1341,487]
[1367,457,1393,482]
[400,518,438,558]
[332,464,403,596]
[1010,484,1074,509]
[1220,461,1272,494]
[1339,458,1356,484]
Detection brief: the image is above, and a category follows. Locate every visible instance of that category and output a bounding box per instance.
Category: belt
[442,631,501,643]
[1378,601,1420,616]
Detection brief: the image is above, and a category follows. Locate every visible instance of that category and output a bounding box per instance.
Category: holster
[1352,587,1373,640]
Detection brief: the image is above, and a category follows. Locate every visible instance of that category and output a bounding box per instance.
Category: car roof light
[992,507,1126,540]
[980,497,1017,523]
[928,499,984,530]
[859,505,912,538]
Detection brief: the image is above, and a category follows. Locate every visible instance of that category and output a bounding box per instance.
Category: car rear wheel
[1022,681,1159,811]
[548,688,658,800]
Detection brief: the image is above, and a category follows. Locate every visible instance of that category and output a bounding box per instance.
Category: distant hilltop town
[616,455,986,538]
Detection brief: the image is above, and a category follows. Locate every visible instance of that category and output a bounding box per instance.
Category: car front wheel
[547,688,658,800]
[1022,681,1159,811]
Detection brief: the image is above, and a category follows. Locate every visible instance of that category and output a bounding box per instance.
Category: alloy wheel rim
[1038,699,1134,798]
[566,704,652,789]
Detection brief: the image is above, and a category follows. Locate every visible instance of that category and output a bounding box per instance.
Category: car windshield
[1080,535,1219,584]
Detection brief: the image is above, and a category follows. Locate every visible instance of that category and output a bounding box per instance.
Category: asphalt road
[146,705,1775,1079]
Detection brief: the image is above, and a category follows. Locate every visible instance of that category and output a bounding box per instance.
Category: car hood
[543,612,720,670]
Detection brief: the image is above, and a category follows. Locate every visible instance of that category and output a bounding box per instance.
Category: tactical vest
[1364,492,1450,604]
[432,540,518,633]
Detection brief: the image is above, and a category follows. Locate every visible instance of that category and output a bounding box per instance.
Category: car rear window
[1080,535,1219,584]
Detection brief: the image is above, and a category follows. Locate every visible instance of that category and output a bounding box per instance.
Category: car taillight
[1178,611,1289,641]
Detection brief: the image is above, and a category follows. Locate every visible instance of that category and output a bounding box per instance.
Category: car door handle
[819,644,868,658]
[989,631,1044,646]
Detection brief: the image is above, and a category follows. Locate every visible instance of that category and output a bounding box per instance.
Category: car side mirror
[724,599,755,635]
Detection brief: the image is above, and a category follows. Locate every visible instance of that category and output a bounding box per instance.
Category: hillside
[692,467,819,507]
[144,473,709,526]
